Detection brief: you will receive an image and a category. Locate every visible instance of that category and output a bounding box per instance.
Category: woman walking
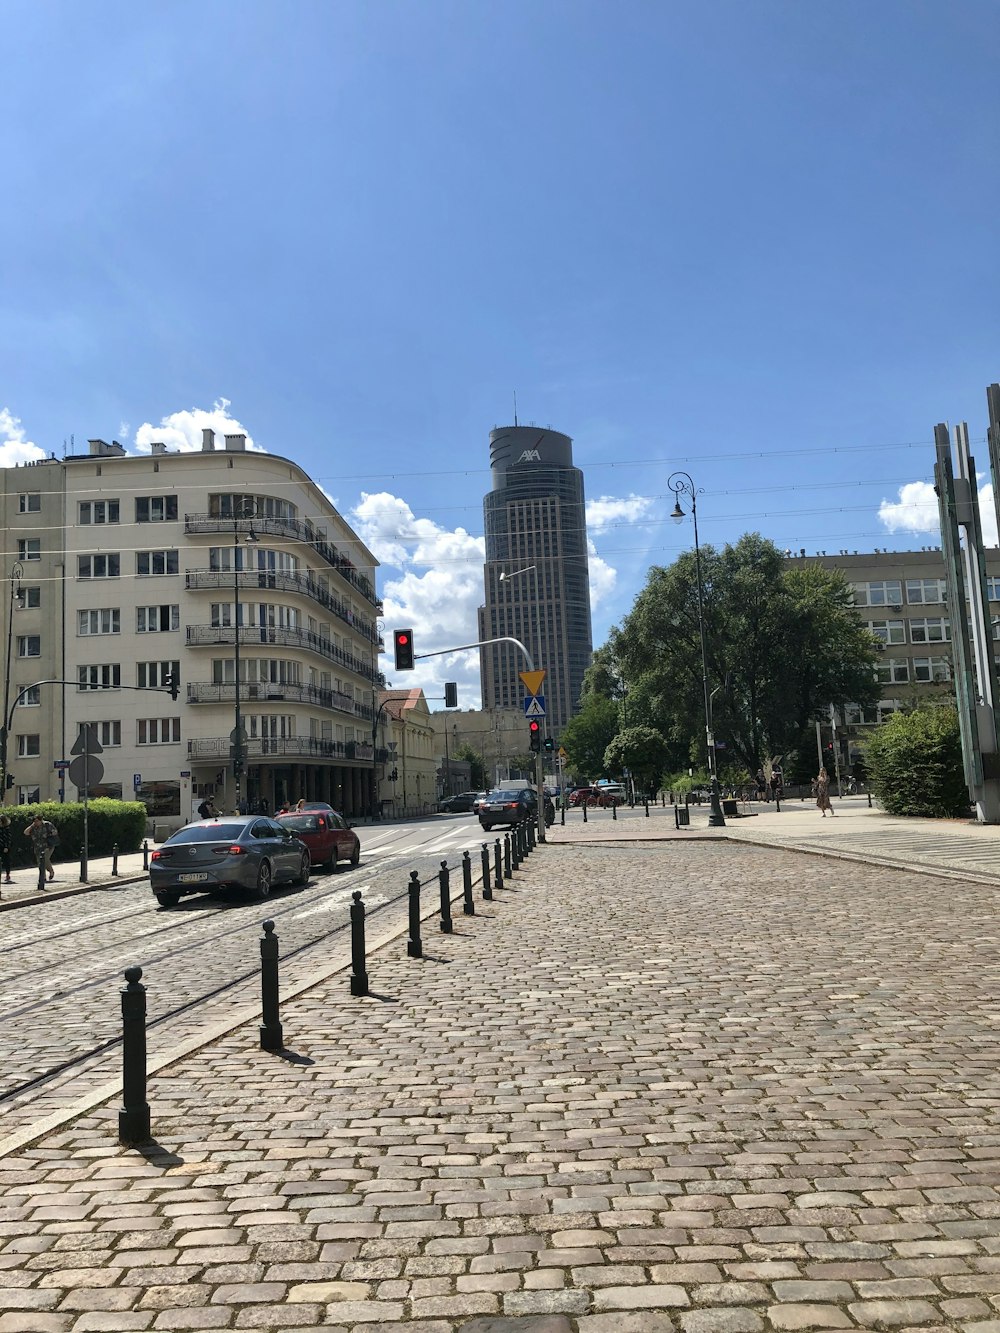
[816,766,835,817]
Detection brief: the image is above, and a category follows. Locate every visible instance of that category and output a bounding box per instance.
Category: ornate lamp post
[669,472,726,828]
[0,561,24,802]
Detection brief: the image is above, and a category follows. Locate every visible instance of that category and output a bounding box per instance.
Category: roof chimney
[150,442,167,455]
[224,433,247,452]
[201,428,215,452]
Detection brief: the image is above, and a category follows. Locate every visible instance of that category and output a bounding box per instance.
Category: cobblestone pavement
[1,837,999,1330]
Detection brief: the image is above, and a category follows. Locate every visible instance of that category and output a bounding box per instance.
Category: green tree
[560,694,620,779]
[453,743,485,790]
[864,705,969,817]
[615,533,880,773]
[603,726,670,792]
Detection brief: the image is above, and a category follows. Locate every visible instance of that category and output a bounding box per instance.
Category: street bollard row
[117,816,545,1146]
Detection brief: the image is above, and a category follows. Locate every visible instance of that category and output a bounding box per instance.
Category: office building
[477,425,593,736]
[0,433,382,827]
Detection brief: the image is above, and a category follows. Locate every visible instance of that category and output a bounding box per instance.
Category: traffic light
[394,629,415,671]
[528,719,541,753]
[165,673,178,702]
[444,681,458,708]
[543,737,554,753]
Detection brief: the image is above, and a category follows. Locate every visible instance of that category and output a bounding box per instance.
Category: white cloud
[588,541,617,608]
[878,479,998,546]
[0,408,47,467]
[133,398,261,453]
[586,493,652,532]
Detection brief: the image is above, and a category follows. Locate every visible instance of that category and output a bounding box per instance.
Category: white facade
[0,435,383,827]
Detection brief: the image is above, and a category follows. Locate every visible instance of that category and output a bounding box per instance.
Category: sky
[2,0,998,708]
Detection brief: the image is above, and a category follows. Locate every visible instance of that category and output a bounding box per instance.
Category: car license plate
[178,872,209,883]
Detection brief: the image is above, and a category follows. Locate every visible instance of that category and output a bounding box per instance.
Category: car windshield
[278,815,320,832]
[486,789,530,801]
[169,823,247,843]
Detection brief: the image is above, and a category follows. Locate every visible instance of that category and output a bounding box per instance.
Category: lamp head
[670,500,685,524]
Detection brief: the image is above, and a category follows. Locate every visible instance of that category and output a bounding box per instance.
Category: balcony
[184,514,378,605]
[185,568,382,646]
[186,625,377,683]
[186,680,374,721]
[187,736,375,763]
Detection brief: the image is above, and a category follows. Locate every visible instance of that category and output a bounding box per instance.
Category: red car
[275,810,360,871]
[568,786,599,807]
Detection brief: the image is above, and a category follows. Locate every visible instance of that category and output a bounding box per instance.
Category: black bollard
[112,843,119,876]
[582,800,588,823]
[142,839,149,871]
[775,792,781,813]
[480,843,493,900]
[504,831,512,877]
[462,850,474,915]
[349,890,369,995]
[527,817,535,851]
[118,966,151,1145]
[36,855,45,894]
[407,871,422,957]
[438,860,453,933]
[259,919,284,1051]
[867,788,872,807]
[80,843,88,883]
[560,802,565,826]
[612,802,617,821]
[494,838,503,891]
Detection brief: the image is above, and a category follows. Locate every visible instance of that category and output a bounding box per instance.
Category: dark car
[275,810,360,871]
[439,791,480,813]
[478,787,538,831]
[149,816,311,908]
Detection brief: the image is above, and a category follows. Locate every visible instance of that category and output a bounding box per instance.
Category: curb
[0,873,148,912]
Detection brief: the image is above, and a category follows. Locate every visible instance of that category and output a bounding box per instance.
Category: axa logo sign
[517,448,542,463]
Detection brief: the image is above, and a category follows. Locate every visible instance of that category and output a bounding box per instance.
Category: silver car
[149,816,311,908]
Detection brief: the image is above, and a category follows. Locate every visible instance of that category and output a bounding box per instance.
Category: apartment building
[0,433,382,827]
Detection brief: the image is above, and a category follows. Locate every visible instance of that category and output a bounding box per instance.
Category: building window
[988,578,1000,602]
[79,720,121,748]
[17,734,40,757]
[867,619,906,646]
[906,578,947,605]
[79,609,120,636]
[912,656,952,683]
[17,539,40,561]
[137,605,180,633]
[136,550,179,576]
[910,617,950,644]
[79,499,120,525]
[137,717,181,745]
[78,554,120,579]
[21,587,40,608]
[18,786,40,805]
[78,664,121,690]
[877,659,909,685]
[137,661,180,689]
[20,685,40,706]
[18,493,41,513]
[135,495,178,523]
[854,580,903,607]
[16,635,40,657]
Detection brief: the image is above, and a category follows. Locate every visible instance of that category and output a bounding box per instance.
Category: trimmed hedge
[3,799,147,868]
[864,706,970,818]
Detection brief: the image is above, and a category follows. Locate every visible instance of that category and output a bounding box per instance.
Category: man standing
[23,812,57,882]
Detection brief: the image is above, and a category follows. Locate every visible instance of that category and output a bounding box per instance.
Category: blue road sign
[523,695,546,717]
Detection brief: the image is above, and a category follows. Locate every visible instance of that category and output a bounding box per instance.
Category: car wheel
[349,843,360,868]
[155,891,180,908]
[255,860,272,900]
[293,851,310,886]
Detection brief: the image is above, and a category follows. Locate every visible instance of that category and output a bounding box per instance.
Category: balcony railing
[186,679,374,720]
[184,514,378,606]
[184,568,382,646]
[185,625,377,683]
[187,736,375,762]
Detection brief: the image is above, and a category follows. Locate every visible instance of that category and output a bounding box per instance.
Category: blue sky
[2,0,998,706]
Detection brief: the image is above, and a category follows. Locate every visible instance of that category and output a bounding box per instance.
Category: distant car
[479,786,538,831]
[569,786,600,807]
[594,784,626,807]
[472,791,489,814]
[275,810,360,871]
[439,791,480,814]
[149,816,310,908]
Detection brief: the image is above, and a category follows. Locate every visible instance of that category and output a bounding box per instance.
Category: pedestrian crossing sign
[523,696,546,717]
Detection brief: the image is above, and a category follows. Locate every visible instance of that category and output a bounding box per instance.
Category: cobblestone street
[1,835,999,1330]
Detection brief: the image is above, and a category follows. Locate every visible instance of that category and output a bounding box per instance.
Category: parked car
[594,784,626,807]
[438,791,480,814]
[149,816,311,908]
[275,809,360,871]
[479,786,538,830]
[568,786,600,807]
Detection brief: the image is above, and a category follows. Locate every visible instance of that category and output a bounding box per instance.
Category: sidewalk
[0,846,151,910]
[1,813,999,1330]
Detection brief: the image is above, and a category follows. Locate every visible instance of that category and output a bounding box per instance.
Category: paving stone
[848,1299,942,1325]
[678,1311,763,1333]
[766,1305,854,1330]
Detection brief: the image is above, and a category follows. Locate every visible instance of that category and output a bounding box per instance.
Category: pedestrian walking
[769,764,783,801]
[23,812,58,880]
[755,768,768,801]
[197,795,216,820]
[0,815,12,890]
[816,766,835,817]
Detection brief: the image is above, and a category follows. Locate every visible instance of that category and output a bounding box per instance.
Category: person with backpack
[24,812,58,881]
[197,796,216,820]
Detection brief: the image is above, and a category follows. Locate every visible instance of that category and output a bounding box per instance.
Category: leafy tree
[560,694,620,779]
[864,705,969,817]
[603,726,670,791]
[615,533,880,773]
[453,743,485,790]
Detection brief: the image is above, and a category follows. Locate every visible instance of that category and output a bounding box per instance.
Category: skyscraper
[478,425,593,736]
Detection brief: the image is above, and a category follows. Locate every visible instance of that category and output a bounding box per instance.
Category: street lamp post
[232,500,258,814]
[499,563,546,841]
[0,561,24,803]
[669,472,726,828]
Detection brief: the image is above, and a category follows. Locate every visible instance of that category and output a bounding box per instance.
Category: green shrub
[4,799,147,868]
[864,706,970,818]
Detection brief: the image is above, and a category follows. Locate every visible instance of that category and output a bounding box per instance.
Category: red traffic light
[529,720,540,733]
[398,633,409,645]
[393,628,415,671]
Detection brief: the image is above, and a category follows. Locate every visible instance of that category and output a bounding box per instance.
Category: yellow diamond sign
[518,670,546,696]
